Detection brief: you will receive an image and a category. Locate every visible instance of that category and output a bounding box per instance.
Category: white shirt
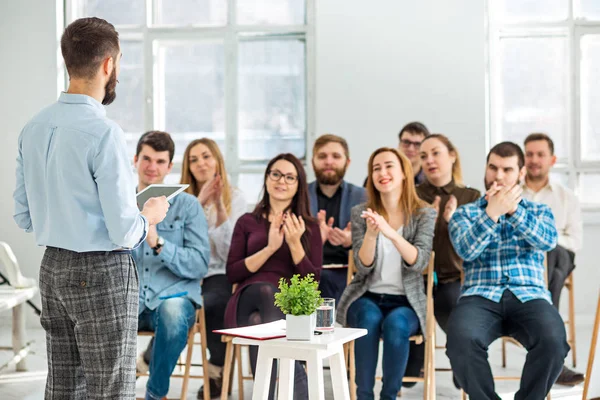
[369,227,406,295]
[204,187,247,277]
[522,179,582,253]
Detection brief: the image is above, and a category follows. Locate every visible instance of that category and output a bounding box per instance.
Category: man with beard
[522,133,584,386]
[13,18,169,399]
[446,142,569,400]
[308,134,366,304]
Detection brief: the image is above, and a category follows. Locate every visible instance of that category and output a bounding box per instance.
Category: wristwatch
[152,236,165,255]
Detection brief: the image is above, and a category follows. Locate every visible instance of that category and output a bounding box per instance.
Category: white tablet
[136,184,189,211]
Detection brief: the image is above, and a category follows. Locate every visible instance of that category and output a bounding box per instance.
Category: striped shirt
[449,196,557,304]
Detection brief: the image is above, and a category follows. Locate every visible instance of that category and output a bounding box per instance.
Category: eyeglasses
[400,139,422,149]
[268,169,298,184]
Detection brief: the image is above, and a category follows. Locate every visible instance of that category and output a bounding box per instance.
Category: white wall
[0,0,597,330]
[0,0,61,320]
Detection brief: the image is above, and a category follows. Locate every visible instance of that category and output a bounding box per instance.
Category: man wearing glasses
[398,121,430,185]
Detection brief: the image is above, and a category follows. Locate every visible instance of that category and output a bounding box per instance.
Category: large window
[65,0,314,203]
[488,0,600,209]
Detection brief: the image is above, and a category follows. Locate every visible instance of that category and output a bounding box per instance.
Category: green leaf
[273,273,324,316]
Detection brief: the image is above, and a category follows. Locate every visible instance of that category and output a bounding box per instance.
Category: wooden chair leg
[236,344,245,400]
[349,340,356,400]
[199,312,211,400]
[567,275,577,367]
[220,340,234,400]
[180,326,196,400]
[501,337,507,368]
[461,389,467,400]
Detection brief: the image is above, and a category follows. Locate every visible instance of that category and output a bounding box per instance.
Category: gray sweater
[336,203,436,334]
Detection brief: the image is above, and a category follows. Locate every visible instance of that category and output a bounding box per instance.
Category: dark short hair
[61,17,120,79]
[487,141,525,170]
[136,131,175,162]
[399,121,430,141]
[524,132,555,155]
[313,134,350,159]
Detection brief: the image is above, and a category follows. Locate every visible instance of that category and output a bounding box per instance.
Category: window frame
[486,0,600,211]
[64,0,316,190]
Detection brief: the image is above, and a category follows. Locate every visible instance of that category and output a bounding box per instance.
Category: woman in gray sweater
[337,147,436,400]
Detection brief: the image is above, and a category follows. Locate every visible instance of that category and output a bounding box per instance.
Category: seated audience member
[337,147,436,400]
[224,153,323,400]
[404,134,480,386]
[180,138,248,397]
[523,132,584,386]
[446,142,569,400]
[364,122,430,187]
[132,131,210,400]
[308,134,366,304]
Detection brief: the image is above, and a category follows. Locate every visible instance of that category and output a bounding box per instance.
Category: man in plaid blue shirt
[446,142,569,400]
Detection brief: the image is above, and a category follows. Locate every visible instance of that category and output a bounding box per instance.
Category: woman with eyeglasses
[179,138,247,397]
[337,147,435,400]
[224,153,322,400]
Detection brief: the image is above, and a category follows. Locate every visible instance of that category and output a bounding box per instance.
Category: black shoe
[402,369,423,388]
[197,378,222,399]
[555,366,585,386]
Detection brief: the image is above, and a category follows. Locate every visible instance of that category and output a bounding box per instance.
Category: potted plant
[274,273,323,341]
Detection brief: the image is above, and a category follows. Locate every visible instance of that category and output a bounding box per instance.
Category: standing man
[523,133,584,386]
[446,142,569,399]
[132,131,210,400]
[13,18,169,399]
[309,134,366,304]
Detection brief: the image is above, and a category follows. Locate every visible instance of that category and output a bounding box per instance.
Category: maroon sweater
[224,213,323,328]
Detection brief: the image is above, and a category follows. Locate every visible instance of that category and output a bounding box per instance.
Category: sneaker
[555,366,585,386]
[136,353,149,375]
[197,377,222,399]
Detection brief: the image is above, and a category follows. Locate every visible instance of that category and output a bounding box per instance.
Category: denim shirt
[133,192,210,313]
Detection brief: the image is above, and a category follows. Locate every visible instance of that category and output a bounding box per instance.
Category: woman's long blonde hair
[365,147,428,223]
[421,133,464,186]
[180,138,233,215]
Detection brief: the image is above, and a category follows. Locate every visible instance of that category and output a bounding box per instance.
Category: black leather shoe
[197,378,222,399]
[555,366,585,386]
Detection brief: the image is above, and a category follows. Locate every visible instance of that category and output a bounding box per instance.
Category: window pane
[155,0,226,26]
[237,173,265,205]
[238,40,306,161]
[80,0,145,26]
[497,37,568,159]
[579,173,600,204]
[106,41,144,159]
[237,0,305,25]
[576,0,600,20]
[580,35,600,162]
[156,41,225,163]
[495,0,568,22]
[550,171,570,188]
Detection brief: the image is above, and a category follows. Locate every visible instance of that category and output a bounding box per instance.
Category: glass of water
[316,298,335,334]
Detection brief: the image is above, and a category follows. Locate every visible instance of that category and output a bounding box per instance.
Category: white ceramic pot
[285,313,316,341]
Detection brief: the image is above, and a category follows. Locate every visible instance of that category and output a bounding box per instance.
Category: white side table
[233,327,366,400]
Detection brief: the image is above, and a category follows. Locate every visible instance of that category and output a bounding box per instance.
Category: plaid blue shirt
[449,196,557,304]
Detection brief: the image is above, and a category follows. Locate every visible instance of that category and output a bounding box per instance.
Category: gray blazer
[336,203,436,334]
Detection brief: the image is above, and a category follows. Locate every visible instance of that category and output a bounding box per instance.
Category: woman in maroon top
[225,153,322,400]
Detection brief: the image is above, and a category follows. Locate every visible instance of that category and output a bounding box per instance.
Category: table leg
[12,303,26,371]
[252,348,274,400]
[306,352,325,400]
[278,358,295,399]
[329,345,350,400]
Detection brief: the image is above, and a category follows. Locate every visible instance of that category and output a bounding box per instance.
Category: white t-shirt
[369,226,405,295]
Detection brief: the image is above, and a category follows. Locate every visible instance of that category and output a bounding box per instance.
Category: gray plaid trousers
[39,247,139,399]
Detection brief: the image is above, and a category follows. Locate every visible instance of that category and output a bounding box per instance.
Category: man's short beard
[315,166,346,185]
[102,68,118,105]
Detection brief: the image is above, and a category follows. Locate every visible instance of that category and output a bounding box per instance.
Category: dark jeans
[546,245,576,310]
[404,280,461,378]
[446,290,569,400]
[318,267,348,305]
[203,274,232,367]
[346,292,420,400]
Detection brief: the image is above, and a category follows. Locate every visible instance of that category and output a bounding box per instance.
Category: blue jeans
[138,297,197,400]
[446,290,569,400]
[346,292,420,400]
